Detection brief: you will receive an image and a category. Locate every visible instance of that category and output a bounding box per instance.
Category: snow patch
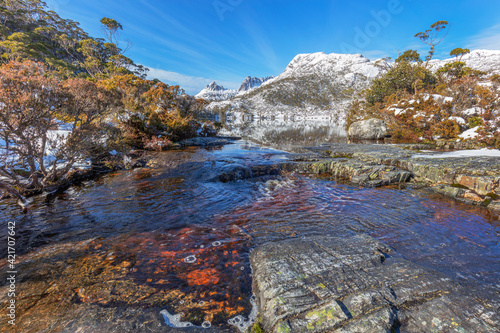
[448,116,466,124]
[412,148,500,159]
[459,126,480,139]
[461,107,482,116]
[421,94,453,103]
[388,107,405,116]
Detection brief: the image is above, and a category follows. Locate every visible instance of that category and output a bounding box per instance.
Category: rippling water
[1,140,499,330]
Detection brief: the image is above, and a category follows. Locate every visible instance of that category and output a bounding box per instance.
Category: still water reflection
[221,117,348,150]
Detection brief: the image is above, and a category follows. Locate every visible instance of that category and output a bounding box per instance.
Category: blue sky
[45,0,500,94]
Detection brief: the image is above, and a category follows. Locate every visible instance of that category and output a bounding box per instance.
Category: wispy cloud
[126,22,207,61]
[146,67,241,95]
[468,24,500,50]
[361,50,390,60]
[136,0,248,65]
[237,14,280,73]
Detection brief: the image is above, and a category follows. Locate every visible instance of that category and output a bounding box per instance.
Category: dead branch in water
[0,180,29,211]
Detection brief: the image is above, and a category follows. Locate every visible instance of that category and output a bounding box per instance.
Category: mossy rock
[486,192,500,200]
[251,319,265,333]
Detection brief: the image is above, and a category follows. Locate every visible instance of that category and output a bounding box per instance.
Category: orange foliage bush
[0,61,119,190]
[432,119,461,139]
[100,74,214,148]
[143,135,172,151]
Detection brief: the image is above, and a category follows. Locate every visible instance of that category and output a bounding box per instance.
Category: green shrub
[468,116,483,128]
[366,62,436,105]
[491,74,500,83]
[437,61,468,79]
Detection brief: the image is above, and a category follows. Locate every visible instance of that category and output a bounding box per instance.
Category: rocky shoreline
[245,142,500,332]
[282,143,500,212]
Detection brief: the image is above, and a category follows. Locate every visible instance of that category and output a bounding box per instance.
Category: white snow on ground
[413,111,432,120]
[44,123,92,170]
[0,138,18,166]
[0,120,91,175]
[461,107,482,116]
[448,116,466,124]
[478,81,493,87]
[387,106,405,115]
[459,126,480,139]
[412,148,500,159]
[421,94,454,103]
[429,49,500,76]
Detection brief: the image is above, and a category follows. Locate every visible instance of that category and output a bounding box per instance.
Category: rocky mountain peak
[238,76,275,92]
[206,81,225,91]
[196,81,238,101]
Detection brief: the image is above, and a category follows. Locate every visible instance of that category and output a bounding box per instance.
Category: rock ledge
[251,235,499,332]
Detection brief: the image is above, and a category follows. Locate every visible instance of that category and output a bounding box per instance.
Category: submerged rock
[251,235,499,332]
[348,118,387,140]
[207,164,281,183]
[217,164,253,182]
[177,137,234,147]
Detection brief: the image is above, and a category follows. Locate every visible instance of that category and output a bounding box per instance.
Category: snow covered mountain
[205,49,500,123]
[429,49,500,75]
[196,76,276,101]
[238,76,275,92]
[195,81,238,101]
[207,52,384,122]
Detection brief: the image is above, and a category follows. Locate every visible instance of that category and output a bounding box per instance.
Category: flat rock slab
[250,235,499,332]
[300,143,500,209]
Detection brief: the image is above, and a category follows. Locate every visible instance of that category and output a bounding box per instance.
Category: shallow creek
[0,140,499,331]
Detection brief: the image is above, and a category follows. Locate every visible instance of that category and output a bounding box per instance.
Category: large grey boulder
[348,118,387,140]
[251,235,499,333]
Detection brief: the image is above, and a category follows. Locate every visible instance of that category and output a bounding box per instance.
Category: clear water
[1,138,499,330]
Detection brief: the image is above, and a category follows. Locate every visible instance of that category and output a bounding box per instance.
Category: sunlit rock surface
[348,118,387,140]
[251,235,500,332]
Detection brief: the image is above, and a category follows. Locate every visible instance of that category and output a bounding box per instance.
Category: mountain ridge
[204,49,500,123]
[195,76,275,101]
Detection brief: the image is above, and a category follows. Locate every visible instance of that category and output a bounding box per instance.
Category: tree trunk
[0,181,29,210]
